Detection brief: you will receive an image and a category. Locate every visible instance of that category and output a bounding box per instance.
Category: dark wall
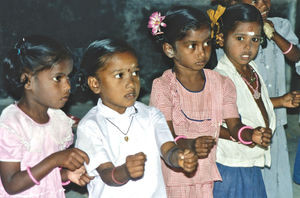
[0,0,298,105]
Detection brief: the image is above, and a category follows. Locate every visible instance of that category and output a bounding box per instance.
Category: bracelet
[62,180,71,186]
[165,146,181,168]
[174,135,187,143]
[26,166,40,185]
[111,167,126,185]
[238,126,253,145]
[283,43,293,55]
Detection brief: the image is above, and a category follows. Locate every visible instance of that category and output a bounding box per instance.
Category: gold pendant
[124,136,129,142]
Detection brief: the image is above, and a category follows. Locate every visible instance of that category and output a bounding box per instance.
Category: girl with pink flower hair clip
[147,5,272,198]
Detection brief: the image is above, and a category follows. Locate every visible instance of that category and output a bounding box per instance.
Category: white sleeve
[150,107,174,156]
[75,119,111,177]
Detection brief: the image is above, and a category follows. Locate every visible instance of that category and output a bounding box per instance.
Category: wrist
[238,126,254,145]
[111,165,129,185]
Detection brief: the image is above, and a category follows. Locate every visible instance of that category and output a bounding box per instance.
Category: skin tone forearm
[271,91,300,108]
[272,31,300,62]
[224,118,272,148]
[264,20,300,62]
[0,148,89,195]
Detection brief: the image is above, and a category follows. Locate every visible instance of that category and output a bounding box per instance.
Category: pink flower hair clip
[147,11,167,36]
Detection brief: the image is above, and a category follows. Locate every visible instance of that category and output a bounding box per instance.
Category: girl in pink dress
[148,6,272,197]
[0,35,92,197]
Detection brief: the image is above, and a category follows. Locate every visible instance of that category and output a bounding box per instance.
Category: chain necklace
[241,68,261,100]
[105,107,137,142]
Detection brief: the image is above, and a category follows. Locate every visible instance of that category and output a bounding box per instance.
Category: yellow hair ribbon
[207,5,226,38]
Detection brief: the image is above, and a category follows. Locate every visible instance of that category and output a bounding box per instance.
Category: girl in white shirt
[75,38,198,198]
[210,4,300,198]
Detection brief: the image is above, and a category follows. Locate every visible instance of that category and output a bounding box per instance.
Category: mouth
[125,92,136,100]
[61,95,70,101]
[260,10,269,19]
[195,61,206,66]
[241,54,251,60]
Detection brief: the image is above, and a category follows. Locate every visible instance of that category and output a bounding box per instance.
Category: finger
[73,148,90,164]
[80,174,93,184]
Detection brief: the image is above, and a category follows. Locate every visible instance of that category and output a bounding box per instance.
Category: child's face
[171,25,212,72]
[28,58,73,109]
[92,51,140,114]
[224,21,261,68]
[241,0,271,20]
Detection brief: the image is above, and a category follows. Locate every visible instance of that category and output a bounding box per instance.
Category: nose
[63,77,71,93]
[197,46,205,59]
[244,40,252,50]
[126,75,135,89]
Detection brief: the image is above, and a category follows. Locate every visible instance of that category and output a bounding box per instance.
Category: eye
[237,36,244,41]
[132,70,140,77]
[252,0,257,4]
[203,40,211,47]
[252,37,260,42]
[115,73,123,79]
[53,75,62,82]
[188,44,196,49]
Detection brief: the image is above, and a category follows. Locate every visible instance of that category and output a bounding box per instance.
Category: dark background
[0,0,299,104]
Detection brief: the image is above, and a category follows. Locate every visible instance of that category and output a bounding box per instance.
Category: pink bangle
[62,180,71,186]
[111,167,126,185]
[238,126,253,145]
[26,166,40,185]
[174,135,187,143]
[283,43,293,54]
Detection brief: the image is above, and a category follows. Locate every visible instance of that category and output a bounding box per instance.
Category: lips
[125,92,136,99]
[260,10,269,19]
[61,95,70,101]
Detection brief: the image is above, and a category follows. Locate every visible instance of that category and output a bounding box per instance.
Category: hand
[66,165,94,186]
[251,127,272,148]
[263,20,275,40]
[281,91,300,108]
[125,152,146,179]
[194,136,216,159]
[177,149,198,173]
[54,148,90,171]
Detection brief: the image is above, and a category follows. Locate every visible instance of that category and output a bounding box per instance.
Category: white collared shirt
[75,99,173,198]
[214,55,276,167]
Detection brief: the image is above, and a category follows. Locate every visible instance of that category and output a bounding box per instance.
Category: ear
[163,43,175,58]
[88,76,101,94]
[20,73,32,90]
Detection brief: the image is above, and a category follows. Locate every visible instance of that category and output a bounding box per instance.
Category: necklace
[241,68,261,100]
[106,116,134,142]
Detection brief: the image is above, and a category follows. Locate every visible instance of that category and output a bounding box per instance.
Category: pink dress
[0,104,73,197]
[150,69,239,198]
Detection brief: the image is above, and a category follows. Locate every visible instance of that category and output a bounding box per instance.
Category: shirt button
[266,65,270,69]
[268,84,272,87]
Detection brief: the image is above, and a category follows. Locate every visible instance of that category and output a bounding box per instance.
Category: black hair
[220,3,266,47]
[2,35,72,100]
[152,6,211,48]
[149,6,218,68]
[79,38,137,90]
[211,0,242,7]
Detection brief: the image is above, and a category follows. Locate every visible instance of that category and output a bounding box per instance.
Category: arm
[167,120,216,159]
[225,118,272,148]
[270,91,300,108]
[265,20,300,62]
[0,148,89,194]
[161,141,198,173]
[96,152,146,186]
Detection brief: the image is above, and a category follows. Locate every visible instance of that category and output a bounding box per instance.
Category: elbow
[2,184,23,195]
